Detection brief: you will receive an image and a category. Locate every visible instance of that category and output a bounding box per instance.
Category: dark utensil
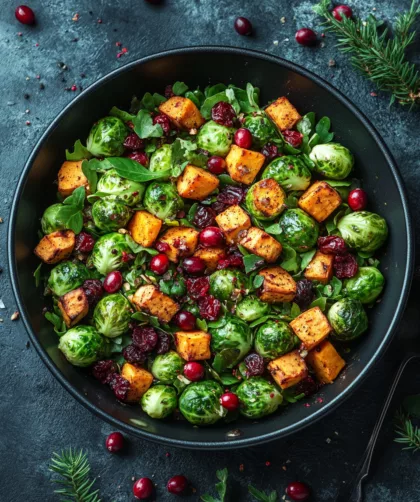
[8,47,414,449]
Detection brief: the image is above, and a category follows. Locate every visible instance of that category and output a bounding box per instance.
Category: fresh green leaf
[263,222,281,235]
[246,83,260,110]
[125,234,159,255]
[300,249,316,271]
[315,116,334,143]
[243,254,265,274]
[200,89,240,119]
[205,83,227,97]
[207,317,228,329]
[248,485,278,502]
[81,160,98,194]
[185,89,205,107]
[213,349,240,373]
[106,157,171,182]
[109,106,135,122]
[248,315,278,328]
[229,85,260,113]
[253,274,264,289]
[65,139,92,161]
[196,318,208,331]
[141,92,156,111]
[63,186,86,209]
[34,263,42,288]
[45,312,67,337]
[280,245,301,274]
[172,81,189,96]
[133,109,163,139]
[290,302,301,319]
[173,376,189,395]
[282,388,306,404]
[220,373,240,385]
[325,179,352,187]
[237,244,250,256]
[297,112,315,136]
[201,468,229,502]
[218,174,240,186]
[403,394,420,418]
[309,296,327,311]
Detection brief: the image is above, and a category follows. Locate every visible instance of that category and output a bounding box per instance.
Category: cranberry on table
[182,256,206,275]
[183,361,205,382]
[150,253,170,275]
[220,392,240,411]
[103,271,123,293]
[167,475,189,495]
[175,311,197,331]
[15,5,35,25]
[124,133,144,150]
[199,226,225,247]
[153,113,172,135]
[128,151,149,166]
[234,128,253,149]
[348,188,368,211]
[211,102,237,127]
[105,432,124,453]
[295,28,317,46]
[75,232,95,253]
[286,481,311,501]
[207,155,227,175]
[133,477,154,500]
[332,4,353,21]
[82,279,104,306]
[234,16,253,36]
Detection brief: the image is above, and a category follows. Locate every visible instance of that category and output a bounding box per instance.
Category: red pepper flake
[239,464,244,472]
[121,47,128,53]
[165,452,171,458]
[317,397,324,403]
[304,403,311,408]
[36,75,40,79]
[17,32,23,36]
[265,461,271,467]
[72,12,80,21]
[116,41,122,47]
[25,120,31,126]
[97,18,102,24]
[35,42,39,47]
[370,92,378,97]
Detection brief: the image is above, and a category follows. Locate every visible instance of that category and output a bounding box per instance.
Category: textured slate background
[1,1,420,500]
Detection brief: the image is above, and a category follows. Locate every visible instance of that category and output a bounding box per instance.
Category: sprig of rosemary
[394,408,420,452]
[313,0,420,107]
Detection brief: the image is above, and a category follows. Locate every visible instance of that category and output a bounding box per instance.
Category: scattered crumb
[286,459,291,464]
[328,59,336,67]
[11,311,20,321]
[370,92,378,97]
[326,437,332,444]
[0,299,5,309]
[26,341,30,349]
[0,217,3,223]
[282,465,287,471]
[280,16,286,23]
[273,40,279,45]
[131,476,135,481]
[334,431,339,436]
[320,42,326,48]
[72,12,80,22]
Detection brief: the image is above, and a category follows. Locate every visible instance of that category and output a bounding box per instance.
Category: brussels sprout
[149,144,172,181]
[179,380,226,426]
[278,209,319,252]
[141,385,178,419]
[196,120,233,157]
[143,182,184,220]
[86,116,127,157]
[337,211,388,253]
[58,325,104,367]
[344,267,385,304]
[93,294,131,338]
[210,317,253,366]
[328,298,368,341]
[151,351,184,384]
[91,198,131,232]
[236,377,283,419]
[309,143,354,180]
[242,112,279,148]
[255,320,296,359]
[236,295,270,322]
[91,232,133,275]
[209,269,247,302]
[245,179,285,221]
[96,169,144,206]
[41,203,67,234]
[261,156,311,192]
[48,261,90,296]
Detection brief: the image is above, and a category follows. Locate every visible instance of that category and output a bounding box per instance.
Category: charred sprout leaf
[243,254,265,274]
[45,311,67,336]
[201,468,229,502]
[34,263,42,288]
[81,160,98,194]
[65,139,93,161]
[106,157,171,182]
[213,349,241,373]
[248,485,278,502]
[172,81,189,96]
[133,109,163,139]
[109,106,135,122]
[403,395,420,418]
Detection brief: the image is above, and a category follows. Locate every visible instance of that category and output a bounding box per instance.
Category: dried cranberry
[183,362,205,381]
[153,113,172,135]
[295,376,320,397]
[348,188,368,211]
[234,128,253,149]
[92,360,118,384]
[15,5,35,25]
[334,253,358,279]
[123,133,145,150]
[211,102,236,127]
[164,85,174,98]
[198,295,221,321]
[220,392,240,411]
[132,326,159,352]
[133,477,154,500]
[332,4,352,21]
[175,311,196,331]
[213,186,245,214]
[283,129,303,148]
[156,332,171,354]
[217,249,244,270]
[294,279,314,310]
[75,232,95,253]
[108,374,130,401]
[199,226,225,247]
[234,16,253,36]
[186,277,210,299]
[318,235,348,255]
[207,156,226,175]
[261,143,281,161]
[182,256,206,275]
[286,481,311,501]
[193,205,217,229]
[155,241,171,253]
[121,251,134,263]
[128,151,148,166]
[83,280,104,306]
[106,432,124,453]
[103,271,123,293]
[244,353,264,376]
[122,344,147,364]
[150,253,170,275]
[295,28,317,46]
[167,475,189,495]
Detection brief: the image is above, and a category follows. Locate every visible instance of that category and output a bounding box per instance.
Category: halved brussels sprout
[242,111,279,148]
[41,203,67,234]
[179,380,226,426]
[278,209,319,252]
[141,385,178,419]
[196,120,233,157]
[210,316,253,366]
[261,156,311,191]
[309,143,354,180]
[236,295,270,322]
[143,182,184,220]
[255,320,296,359]
[86,116,127,157]
[47,261,90,296]
[337,211,388,253]
[328,298,368,341]
[245,179,286,221]
[93,293,131,338]
[91,233,133,275]
[58,325,104,367]
[209,269,247,302]
[236,377,283,419]
[151,351,184,384]
[91,198,131,232]
[149,144,172,181]
[96,169,144,206]
[344,267,385,304]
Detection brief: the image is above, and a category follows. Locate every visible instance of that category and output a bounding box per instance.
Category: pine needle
[394,408,420,452]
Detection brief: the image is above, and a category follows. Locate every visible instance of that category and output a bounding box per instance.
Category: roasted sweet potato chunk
[239,227,282,263]
[58,160,89,197]
[225,145,265,185]
[215,205,251,244]
[132,285,179,323]
[158,226,199,263]
[34,230,75,264]
[307,340,345,383]
[258,266,296,303]
[177,164,219,200]
[58,287,89,327]
[127,210,162,248]
[175,330,211,361]
[265,97,301,131]
[121,363,154,402]
[298,181,342,223]
[159,96,205,130]
[304,251,334,284]
[268,350,308,389]
[289,307,332,351]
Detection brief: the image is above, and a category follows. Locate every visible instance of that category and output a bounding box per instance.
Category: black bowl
[8,47,413,449]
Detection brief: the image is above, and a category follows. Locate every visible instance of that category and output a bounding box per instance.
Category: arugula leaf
[205,83,227,97]
[213,349,240,373]
[310,296,327,311]
[45,311,67,336]
[81,160,98,194]
[300,249,316,271]
[243,254,265,274]
[141,92,156,111]
[125,235,159,255]
[248,485,278,502]
[218,174,240,186]
[280,245,301,274]
[65,139,92,161]
[106,157,171,182]
[220,373,240,385]
[33,263,42,287]
[201,468,228,502]
[296,112,315,136]
[253,274,264,289]
[109,106,135,122]
[229,84,260,113]
[315,116,334,143]
[50,187,86,233]
[263,222,281,235]
[133,109,163,139]
[172,81,189,96]
[290,302,301,319]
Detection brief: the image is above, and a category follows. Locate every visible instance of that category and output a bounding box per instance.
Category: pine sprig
[394,408,420,452]
[313,0,420,106]
[49,449,102,502]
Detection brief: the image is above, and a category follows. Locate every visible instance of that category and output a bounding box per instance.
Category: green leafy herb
[394,408,420,452]
[51,186,86,234]
[207,317,228,329]
[172,81,189,96]
[246,83,260,110]
[220,373,240,385]
[125,235,159,255]
[253,274,264,289]
[300,249,316,271]
[106,157,170,182]
[248,485,278,502]
[200,88,240,118]
[45,311,67,337]
[243,254,265,274]
[201,468,228,502]
[280,245,301,274]
[263,222,281,235]
[65,139,92,161]
[248,314,279,328]
[218,174,240,186]
[323,276,343,299]
[171,138,207,171]
[290,302,301,319]
[196,318,208,331]
[133,109,163,139]
[81,160,98,194]
[282,388,306,404]
[309,296,327,311]
[229,84,260,112]
[34,263,42,288]
[297,112,315,136]
[213,349,240,373]
[109,106,135,122]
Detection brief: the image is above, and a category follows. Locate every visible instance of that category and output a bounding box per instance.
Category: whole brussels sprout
[141,385,178,419]
[255,320,296,359]
[93,293,131,338]
[149,144,172,181]
[209,269,247,302]
[337,211,388,253]
[151,351,184,384]
[96,169,144,206]
[328,298,368,341]
[245,179,286,221]
[236,377,283,419]
[143,182,184,220]
[91,198,131,232]
[344,267,385,304]
[58,325,104,367]
[179,380,226,426]
[242,112,279,148]
[86,116,127,157]
[278,209,319,252]
[210,317,253,366]
[48,261,90,296]
[196,120,233,157]
[261,156,311,191]
[236,295,270,322]
[309,143,354,180]
[41,203,67,234]
[91,232,133,275]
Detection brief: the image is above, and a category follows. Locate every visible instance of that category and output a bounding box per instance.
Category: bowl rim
[8,45,414,449]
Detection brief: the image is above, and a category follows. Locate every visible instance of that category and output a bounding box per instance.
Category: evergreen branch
[313,0,420,106]
[49,449,102,502]
[394,408,420,452]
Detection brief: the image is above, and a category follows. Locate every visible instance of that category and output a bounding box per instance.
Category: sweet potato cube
[159,96,205,130]
[298,181,342,223]
[121,363,153,402]
[239,227,282,263]
[174,330,211,361]
[158,226,199,263]
[304,251,334,285]
[132,285,179,323]
[127,210,162,248]
[215,205,251,244]
[265,97,302,131]
[307,340,346,384]
[58,160,89,197]
[258,266,296,303]
[248,178,286,219]
[193,247,226,273]
[58,287,89,328]
[225,145,265,185]
[177,164,219,200]
[289,307,332,351]
[34,230,75,264]
[268,350,308,389]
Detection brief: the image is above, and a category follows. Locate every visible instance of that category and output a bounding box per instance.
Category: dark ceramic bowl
[8,47,413,449]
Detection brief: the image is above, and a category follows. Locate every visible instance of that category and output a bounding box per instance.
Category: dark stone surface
[1,0,420,500]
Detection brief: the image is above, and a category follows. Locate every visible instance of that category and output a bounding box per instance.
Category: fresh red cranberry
[156,332,171,354]
[261,143,281,161]
[128,151,149,166]
[92,360,118,384]
[234,16,253,35]
[332,4,352,21]
[132,326,158,352]
[150,253,170,275]
[103,271,123,293]
[283,130,304,148]
[295,28,317,46]
[318,236,348,255]
[133,477,154,500]
[105,432,124,453]
[83,279,104,306]
[121,251,135,263]
[244,353,264,376]
[167,475,189,495]
[199,226,225,247]
[186,277,210,299]
[234,128,253,149]
[198,295,221,320]
[286,481,311,501]
[153,113,172,135]
[207,156,227,175]
[348,188,368,211]
[334,253,358,279]
[211,102,237,127]
[175,311,197,331]
[295,279,315,310]
[75,232,95,253]
[108,374,130,401]
[193,205,217,228]
[164,85,174,98]
[182,257,206,275]
[220,392,240,411]
[124,133,145,150]
[183,362,205,381]
[15,5,35,25]
[295,376,320,397]
[156,241,171,253]
[122,344,147,364]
